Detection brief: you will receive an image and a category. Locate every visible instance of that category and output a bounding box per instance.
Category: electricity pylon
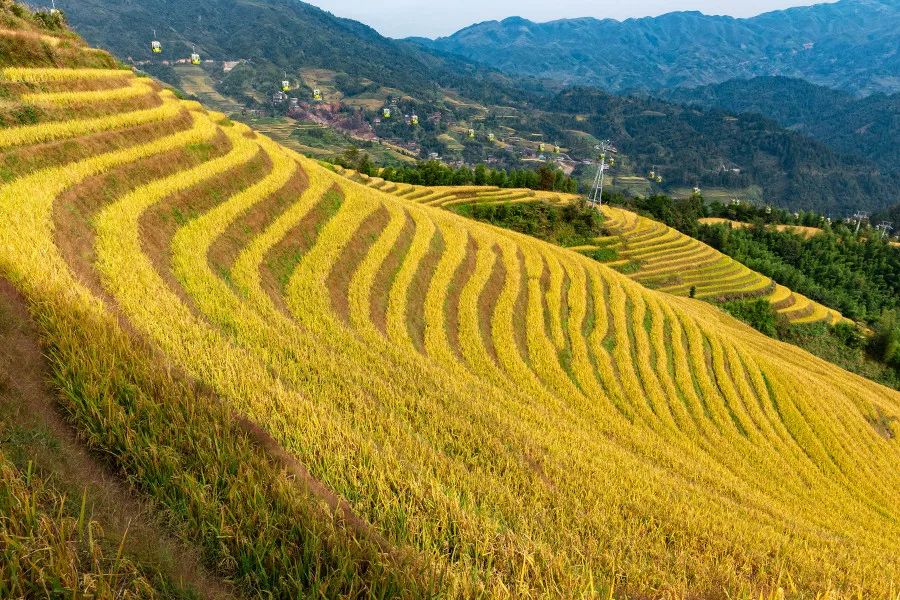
[852,212,868,235]
[589,141,615,207]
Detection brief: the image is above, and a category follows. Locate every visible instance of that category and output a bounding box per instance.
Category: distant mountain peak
[419,0,900,95]
[500,16,533,26]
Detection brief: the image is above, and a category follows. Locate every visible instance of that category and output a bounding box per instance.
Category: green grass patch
[612,260,642,275]
[453,200,603,247]
[582,247,618,262]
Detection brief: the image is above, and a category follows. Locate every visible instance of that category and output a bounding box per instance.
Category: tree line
[333,149,579,193]
[605,192,900,386]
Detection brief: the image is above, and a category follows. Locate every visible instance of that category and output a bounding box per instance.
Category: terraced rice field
[2,59,899,599]
[699,217,824,239]
[333,164,580,208]
[173,64,244,114]
[339,175,846,327]
[599,207,845,325]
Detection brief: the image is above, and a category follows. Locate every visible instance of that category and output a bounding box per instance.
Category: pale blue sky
[306,0,833,38]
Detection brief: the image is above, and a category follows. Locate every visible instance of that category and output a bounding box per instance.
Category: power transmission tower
[876,221,893,239]
[589,141,615,207]
[853,212,868,235]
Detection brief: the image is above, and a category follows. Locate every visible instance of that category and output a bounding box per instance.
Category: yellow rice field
[699,217,824,239]
[1,62,899,599]
[600,207,844,324]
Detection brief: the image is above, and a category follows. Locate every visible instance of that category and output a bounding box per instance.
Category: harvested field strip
[1,66,131,82]
[20,77,155,105]
[0,93,182,149]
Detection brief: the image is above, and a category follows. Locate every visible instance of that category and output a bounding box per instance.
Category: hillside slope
[1,9,900,600]
[660,76,900,172]
[420,0,900,94]
[337,169,847,325]
[47,0,900,214]
[599,207,844,324]
[545,87,900,214]
[56,0,524,106]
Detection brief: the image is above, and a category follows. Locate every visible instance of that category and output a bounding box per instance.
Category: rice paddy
[1,54,898,600]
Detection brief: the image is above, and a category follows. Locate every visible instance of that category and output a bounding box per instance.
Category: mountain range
[57,0,900,214]
[417,0,900,95]
[56,0,525,105]
[658,76,900,171]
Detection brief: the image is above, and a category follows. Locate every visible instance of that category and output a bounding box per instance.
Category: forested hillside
[873,201,900,228]
[57,0,525,105]
[419,0,900,94]
[546,87,900,214]
[661,76,900,171]
[56,0,900,215]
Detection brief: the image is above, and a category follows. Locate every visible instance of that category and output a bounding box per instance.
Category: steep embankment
[1,11,899,600]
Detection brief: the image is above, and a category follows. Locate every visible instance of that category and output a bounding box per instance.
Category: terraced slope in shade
[1,64,899,599]
[600,206,846,325]
[699,217,825,239]
[332,164,581,207]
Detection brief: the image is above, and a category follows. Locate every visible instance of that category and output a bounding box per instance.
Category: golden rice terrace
[0,13,898,600]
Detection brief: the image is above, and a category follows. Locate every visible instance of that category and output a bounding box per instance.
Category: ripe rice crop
[19,77,155,105]
[0,62,898,600]
[599,206,843,324]
[1,66,131,82]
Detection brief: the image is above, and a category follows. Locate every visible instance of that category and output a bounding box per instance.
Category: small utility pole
[853,211,868,236]
[589,140,615,207]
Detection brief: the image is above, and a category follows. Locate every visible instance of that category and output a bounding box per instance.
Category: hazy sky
[306,0,831,39]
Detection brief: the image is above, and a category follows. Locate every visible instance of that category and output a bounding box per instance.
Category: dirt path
[0,277,238,600]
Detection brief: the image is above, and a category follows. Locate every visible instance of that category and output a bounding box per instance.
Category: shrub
[721,298,779,338]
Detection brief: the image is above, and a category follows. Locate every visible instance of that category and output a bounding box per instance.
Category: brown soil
[444,233,477,361]
[368,211,414,336]
[325,205,390,324]
[405,226,445,354]
[0,277,237,600]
